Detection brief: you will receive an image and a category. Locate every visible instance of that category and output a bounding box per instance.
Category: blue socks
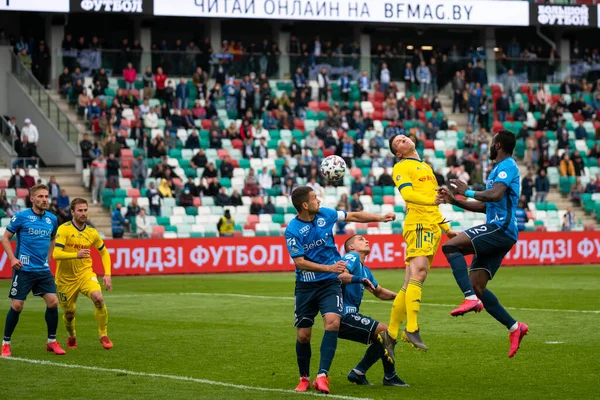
[480,289,516,329]
[318,330,338,376]
[45,307,58,341]
[444,246,475,298]
[296,340,311,377]
[3,307,21,342]
[356,341,397,379]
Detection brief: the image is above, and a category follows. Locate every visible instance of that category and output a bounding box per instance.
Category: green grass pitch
[0,266,599,400]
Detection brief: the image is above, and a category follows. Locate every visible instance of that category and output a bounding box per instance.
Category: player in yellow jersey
[52,198,113,350]
[377,134,455,362]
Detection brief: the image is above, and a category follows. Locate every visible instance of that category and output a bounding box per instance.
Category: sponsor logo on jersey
[299,225,310,234]
[317,218,326,227]
[498,171,508,179]
[418,175,436,182]
[304,237,328,251]
[28,216,37,222]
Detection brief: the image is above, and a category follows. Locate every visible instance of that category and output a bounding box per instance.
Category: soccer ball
[320,155,347,181]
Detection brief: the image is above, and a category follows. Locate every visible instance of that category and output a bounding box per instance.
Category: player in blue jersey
[438,131,529,358]
[338,235,409,388]
[285,186,395,394]
[1,184,65,357]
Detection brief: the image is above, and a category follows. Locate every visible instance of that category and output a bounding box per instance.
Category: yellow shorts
[56,273,102,313]
[403,224,442,267]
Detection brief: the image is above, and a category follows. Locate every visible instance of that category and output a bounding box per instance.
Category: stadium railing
[11,51,80,149]
[55,49,596,85]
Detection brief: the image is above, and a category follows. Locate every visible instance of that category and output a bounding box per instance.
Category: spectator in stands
[514,103,527,123]
[209,131,222,149]
[0,190,8,211]
[104,135,122,157]
[379,62,391,94]
[359,70,370,101]
[585,178,597,194]
[158,178,173,198]
[258,167,272,191]
[58,67,72,97]
[91,153,107,205]
[215,187,231,206]
[179,188,194,208]
[467,89,479,127]
[202,162,217,179]
[496,93,510,123]
[190,149,207,169]
[47,175,60,198]
[56,188,70,214]
[350,193,363,212]
[350,177,366,196]
[217,209,235,237]
[521,171,535,204]
[536,84,550,112]
[111,203,126,239]
[136,209,152,239]
[220,156,234,179]
[132,153,147,189]
[142,66,154,100]
[317,68,330,102]
[146,182,162,216]
[20,118,38,147]
[504,69,518,103]
[534,169,550,203]
[91,67,107,90]
[417,61,431,96]
[281,177,296,197]
[18,48,31,70]
[230,190,243,206]
[144,108,159,129]
[562,207,575,232]
[6,197,20,218]
[125,198,141,232]
[559,154,576,176]
[515,200,528,233]
[106,153,120,190]
[176,78,189,110]
[123,63,136,90]
[154,67,167,100]
[572,150,585,175]
[570,177,585,206]
[451,71,465,113]
[8,167,25,189]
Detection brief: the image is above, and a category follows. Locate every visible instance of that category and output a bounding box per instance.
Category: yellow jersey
[55,222,105,282]
[392,158,446,229]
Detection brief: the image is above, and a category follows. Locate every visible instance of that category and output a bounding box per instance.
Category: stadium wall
[1,232,598,278]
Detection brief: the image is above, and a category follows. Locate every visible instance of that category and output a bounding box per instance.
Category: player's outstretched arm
[372,286,397,300]
[293,256,346,274]
[339,272,376,292]
[344,211,396,223]
[438,186,486,214]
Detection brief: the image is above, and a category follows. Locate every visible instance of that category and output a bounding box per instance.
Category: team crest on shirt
[361,318,371,325]
[11,216,17,222]
[45,217,52,224]
[10,288,17,296]
[317,218,326,227]
[498,171,508,179]
[396,175,401,181]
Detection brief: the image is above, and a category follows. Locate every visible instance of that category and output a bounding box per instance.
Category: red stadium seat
[127,189,140,198]
[232,231,243,237]
[383,195,395,205]
[193,197,201,206]
[322,149,334,157]
[318,101,330,112]
[0,180,6,189]
[217,149,229,158]
[367,222,379,228]
[152,225,165,235]
[121,168,133,179]
[16,188,29,198]
[172,178,183,188]
[308,101,319,111]
[374,92,385,102]
[247,215,259,224]
[345,229,355,236]
[573,113,584,122]
[230,159,240,168]
[294,119,305,130]
[424,140,435,149]
[372,111,384,121]
[350,167,362,178]
[121,149,133,159]
[244,222,257,230]
[519,84,530,94]
[231,139,243,150]
[201,120,213,129]
[492,121,503,133]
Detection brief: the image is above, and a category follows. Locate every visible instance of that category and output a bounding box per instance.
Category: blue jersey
[285,207,346,283]
[6,209,58,272]
[341,252,378,315]
[486,157,520,241]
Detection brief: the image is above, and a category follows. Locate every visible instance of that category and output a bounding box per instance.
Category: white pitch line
[106,292,600,314]
[1,357,373,400]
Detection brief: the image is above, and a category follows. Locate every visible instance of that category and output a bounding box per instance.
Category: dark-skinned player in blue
[438,130,529,358]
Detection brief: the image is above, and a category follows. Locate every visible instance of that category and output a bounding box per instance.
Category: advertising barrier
[1,231,599,278]
[530,4,597,28]
[154,0,529,26]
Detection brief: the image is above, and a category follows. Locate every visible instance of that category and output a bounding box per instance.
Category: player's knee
[297,330,311,343]
[11,301,24,313]
[46,297,59,308]
[91,292,104,308]
[442,244,460,257]
[65,312,75,321]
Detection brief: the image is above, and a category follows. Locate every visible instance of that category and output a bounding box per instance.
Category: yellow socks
[63,314,76,337]
[94,305,108,337]
[406,279,423,332]
[388,288,407,340]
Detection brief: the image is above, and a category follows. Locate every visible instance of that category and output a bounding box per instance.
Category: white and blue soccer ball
[320,155,347,181]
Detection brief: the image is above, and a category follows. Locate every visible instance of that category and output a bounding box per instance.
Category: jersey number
[336,295,343,312]
[422,232,433,244]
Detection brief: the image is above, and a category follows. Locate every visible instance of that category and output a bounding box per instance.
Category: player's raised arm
[293,256,346,274]
[344,211,396,223]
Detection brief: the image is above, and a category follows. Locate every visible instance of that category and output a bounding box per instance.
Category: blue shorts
[464,223,516,279]
[294,279,343,328]
[339,313,379,345]
[9,269,57,301]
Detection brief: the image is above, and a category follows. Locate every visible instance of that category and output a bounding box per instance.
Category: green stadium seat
[382,187,396,196]
[157,216,170,226]
[186,207,198,216]
[371,187,383,196]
